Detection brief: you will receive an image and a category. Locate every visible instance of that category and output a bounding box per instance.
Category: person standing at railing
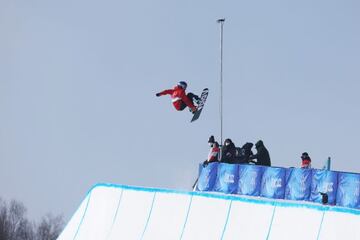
[301,152,312,168]
[249,140,271,166]
[203,135,220,167]
[221,138,237,164]
[237,142,254,164]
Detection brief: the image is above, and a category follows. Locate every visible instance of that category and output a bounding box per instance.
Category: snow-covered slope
[58,183,360,240]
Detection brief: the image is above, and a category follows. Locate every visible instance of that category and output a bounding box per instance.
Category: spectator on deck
[240,142,254,163]
[234,142,254,164]
[249,140,271,166]
[301,152,312,169]
[221,138,237,164]
[203,136,220,166]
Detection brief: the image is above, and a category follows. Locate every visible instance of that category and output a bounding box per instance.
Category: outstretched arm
[156,89,173,97]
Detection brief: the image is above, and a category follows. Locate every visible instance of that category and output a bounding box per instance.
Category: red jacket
[158,86,196,111]
[207,146,220,162]
[301,158,312,168]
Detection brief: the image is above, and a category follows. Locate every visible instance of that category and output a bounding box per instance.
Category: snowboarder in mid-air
[156,81,200,113]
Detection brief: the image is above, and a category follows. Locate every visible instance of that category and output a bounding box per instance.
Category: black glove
[190,107,197,113]
[156,93,161,97]
[202,160,209,167]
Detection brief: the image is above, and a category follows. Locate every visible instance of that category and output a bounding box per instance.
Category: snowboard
[191,88,209,122]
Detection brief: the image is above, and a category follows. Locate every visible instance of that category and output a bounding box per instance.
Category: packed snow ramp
[58,183,360,240]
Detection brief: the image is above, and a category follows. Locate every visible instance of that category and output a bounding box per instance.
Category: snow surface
[58,183,360,240]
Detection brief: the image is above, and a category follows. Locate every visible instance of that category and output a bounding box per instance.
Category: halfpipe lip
[88,182,360,216]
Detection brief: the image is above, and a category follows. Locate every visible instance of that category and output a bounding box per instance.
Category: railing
[196,162,360,209]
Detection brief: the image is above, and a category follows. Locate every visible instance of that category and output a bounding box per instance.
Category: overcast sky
[1,0,359,221]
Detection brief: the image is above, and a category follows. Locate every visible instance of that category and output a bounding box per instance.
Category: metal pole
[327,157,331,170]
[217,18,225,145]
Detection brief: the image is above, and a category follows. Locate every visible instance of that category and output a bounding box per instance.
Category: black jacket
[221,139,237,164]
[234,142,254,164]
[250,141,271,166]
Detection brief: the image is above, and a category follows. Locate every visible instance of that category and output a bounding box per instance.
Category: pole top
[217,18,225,23]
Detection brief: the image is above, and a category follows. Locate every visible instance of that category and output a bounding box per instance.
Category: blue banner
[260,167,286,199]
[285,168,312,201]
[336,172,360,209]
[214,163,239,194]
[195,163,360,209]
[238,165,264,196]
[310,170,338,205]
[196,162,219,191]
